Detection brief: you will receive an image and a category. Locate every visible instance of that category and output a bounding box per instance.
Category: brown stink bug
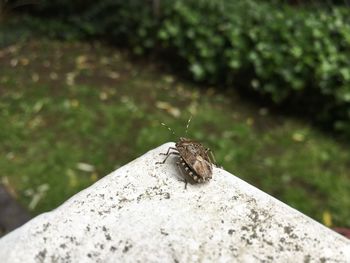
[156,117,216,184]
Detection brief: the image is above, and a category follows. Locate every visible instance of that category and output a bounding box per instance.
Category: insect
[156,117,216,185]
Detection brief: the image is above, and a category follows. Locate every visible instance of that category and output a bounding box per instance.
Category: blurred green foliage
[20,0,350,137]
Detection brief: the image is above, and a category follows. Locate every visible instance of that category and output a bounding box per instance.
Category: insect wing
[177,140,213,180]
[192,155,213,179]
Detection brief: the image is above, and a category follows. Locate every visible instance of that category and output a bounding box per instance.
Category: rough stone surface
[0,143,349,262]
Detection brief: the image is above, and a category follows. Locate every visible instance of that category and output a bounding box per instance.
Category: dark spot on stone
[110,246,117,252]
[164,192,171,199]
[250,232,258,239]
[228,244,233,251]
[241,226,249,231]
[123,244,132,253]
[280,237,285,243]
[228,229,235,235]
[60,244,67,249]
[86,225,90,232]
[98,211,103,216]
[50,255,59,262]
[264,239,273,246]
[240,236,252,245]
[160,228,169,236]
[119,197,130,204]
[290,233,298,239]
[35,249,47,262]
[249,209,259,222]
[102,226,107,232]
[87,253,92,258]
[304,254,311,263]
[99,194,105,198]
[283,225,298,239]
[105,233,112,241]
[42,223,50,232]
[90,209,95,212]
[100,244,104,250]
[64,251,71,262]
[279,244,284,251]
[320,257,327,263]
[284,226,293,235]
[221,220,224,224]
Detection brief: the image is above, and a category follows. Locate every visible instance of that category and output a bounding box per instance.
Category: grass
[0,36,349,228]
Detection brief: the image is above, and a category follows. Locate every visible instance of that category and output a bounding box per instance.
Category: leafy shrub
[21,0,350,136]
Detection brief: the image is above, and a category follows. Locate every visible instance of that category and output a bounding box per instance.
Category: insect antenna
[185,115,192,135]
[160,122,176,136]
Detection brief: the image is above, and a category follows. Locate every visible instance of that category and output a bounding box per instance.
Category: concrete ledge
[0,143,349,262]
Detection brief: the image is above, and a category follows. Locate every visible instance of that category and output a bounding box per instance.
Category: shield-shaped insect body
[175,137,213,183]
[156,117,216,184]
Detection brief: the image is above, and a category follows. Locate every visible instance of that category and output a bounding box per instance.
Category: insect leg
[176,161,188,190]
[159,147,178,156]
[156,151,180,164]
[205,148,218,166]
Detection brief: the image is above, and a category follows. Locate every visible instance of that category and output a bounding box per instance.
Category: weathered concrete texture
[0,143,349,263]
